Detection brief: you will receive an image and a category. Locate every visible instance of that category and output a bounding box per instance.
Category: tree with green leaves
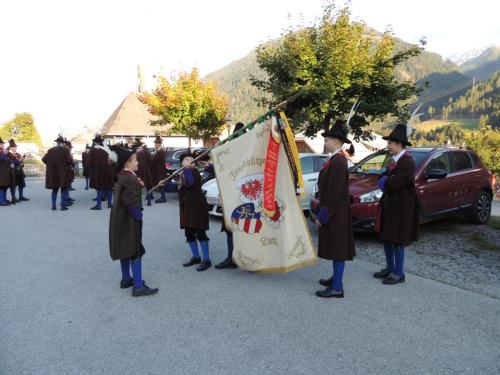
[140,68,229,145]
[465,128,500,173]
[251,2,423,139]
[0,112,43,145]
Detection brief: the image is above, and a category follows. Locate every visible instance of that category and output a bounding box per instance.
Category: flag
[211,113,317,272]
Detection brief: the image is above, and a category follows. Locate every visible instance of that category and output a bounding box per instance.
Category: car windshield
[351,150,428,175]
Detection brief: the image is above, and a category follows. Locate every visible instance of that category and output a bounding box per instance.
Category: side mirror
[426,168,447,180]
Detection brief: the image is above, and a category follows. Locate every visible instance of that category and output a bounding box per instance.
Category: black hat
[111,145,134,172]
[382,124,412,146]
[322,120,351,144]
[154,135,163,145]
[92,134,104,145]
[180,151,196,164]
[8,139,17,147]
[233,122,246,134]
[132,138,143,148]
[54,135,65,144]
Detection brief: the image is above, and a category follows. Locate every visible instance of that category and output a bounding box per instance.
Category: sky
[1,0,499,143]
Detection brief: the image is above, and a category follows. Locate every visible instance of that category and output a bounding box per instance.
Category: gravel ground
[1,178,499,375]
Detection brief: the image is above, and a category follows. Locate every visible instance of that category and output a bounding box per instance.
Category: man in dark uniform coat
[88,135,115,210]
[315,120,356,298]
[42,135,74,210]
[133,140,154,205]
[178,152,211,271]
[151,135,167,203]
[374,124,419,285]
[109,145,158,297]
[7,139,29,202]
[82,144,91,190]
[0,137,14,206]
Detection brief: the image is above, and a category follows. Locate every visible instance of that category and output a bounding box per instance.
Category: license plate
[207,197,221,206]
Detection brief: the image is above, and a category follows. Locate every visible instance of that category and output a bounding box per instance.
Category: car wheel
[467,190,492,225]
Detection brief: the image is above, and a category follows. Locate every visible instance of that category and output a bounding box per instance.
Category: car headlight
[359,189,383,203]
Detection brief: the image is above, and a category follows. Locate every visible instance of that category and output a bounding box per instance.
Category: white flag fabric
[211,117,317,272]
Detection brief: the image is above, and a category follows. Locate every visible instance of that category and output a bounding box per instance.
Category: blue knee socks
[394,246,405,277]
[226,233,233,259]
[200,241,210,261]
[1,188,8,203]
[51,189,58,208]
[131,258,143,288]
[61,188,69,207]
[96,190,103,208]
[106,190,112,205]
[383,242,395,273]
[120,258,132,281]
[188,241,200,258]
[332,261,345,291]
[19,186,24,198]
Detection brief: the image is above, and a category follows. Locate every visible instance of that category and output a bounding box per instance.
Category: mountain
[460,44,500,78]
[441,71,500,127]
[448,46,489,65]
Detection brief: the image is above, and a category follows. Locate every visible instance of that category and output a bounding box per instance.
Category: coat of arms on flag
[211,112,317,272]
[231,203,263,234]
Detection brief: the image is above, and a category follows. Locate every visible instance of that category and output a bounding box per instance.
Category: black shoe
[19,197,29,201]
[85,187,89,190]
[90,206,101,210]
[155,198,167,204]
[315,287,344,298]
[93,198,97,201]
[61,206,69,211]
[51,206,56,211]
[0,202,11,206]
[67,198,75,202]
[319,277,333,287]
[132,284,158,297]
[69,188,76,191]
[183,257,201,267]
[382,273,405,285]
[120,279,134,289]
[65,201,73,206]
[197,260,212,272]
[11,199,16,205]
[215,258,238,269]
[373,268,391,279]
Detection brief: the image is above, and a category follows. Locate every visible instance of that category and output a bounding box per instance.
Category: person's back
[43,146,70,189]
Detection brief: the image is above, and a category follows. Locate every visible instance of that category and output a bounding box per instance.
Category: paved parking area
[1,178,499,375]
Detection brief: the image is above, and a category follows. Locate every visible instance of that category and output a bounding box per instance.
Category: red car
[310,147,493,231]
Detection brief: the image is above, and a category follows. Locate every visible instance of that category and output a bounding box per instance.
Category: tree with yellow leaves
[141,68,228,145]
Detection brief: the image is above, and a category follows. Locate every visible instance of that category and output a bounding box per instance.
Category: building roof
[100,92,166,137]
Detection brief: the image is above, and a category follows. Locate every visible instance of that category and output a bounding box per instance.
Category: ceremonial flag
[211,112,317,272]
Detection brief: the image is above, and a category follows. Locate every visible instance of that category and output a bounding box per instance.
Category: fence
[23,163,82,177]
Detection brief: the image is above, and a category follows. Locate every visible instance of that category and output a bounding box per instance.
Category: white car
[203,153,339,217]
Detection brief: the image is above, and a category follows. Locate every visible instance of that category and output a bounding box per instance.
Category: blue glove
[126,206,143,223]
[378,175,389,191]
[204,163,215,174]
[317,207,331,225]
[183,168,194,186]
